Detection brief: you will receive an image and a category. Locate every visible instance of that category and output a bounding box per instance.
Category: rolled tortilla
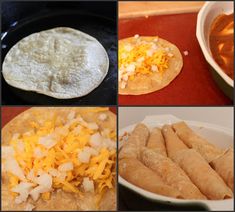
[119,123,149,159]
[210,147,234,192]
[163,124,233,199]
[119,158,182,198]
[140,147,206,199]
[147,127,167,156]
[172,149,233,200]
[161,125,188,158]
[172,121,224,162]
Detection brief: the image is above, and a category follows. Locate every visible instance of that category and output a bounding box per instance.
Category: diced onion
[82,177,94,192]
[89,133,102,148]
[58,162,73,172]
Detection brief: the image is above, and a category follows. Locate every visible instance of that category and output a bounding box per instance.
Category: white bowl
[119,115,234,211]
[196,1,234,98]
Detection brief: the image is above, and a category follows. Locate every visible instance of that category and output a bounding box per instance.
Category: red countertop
[118,13,232,105]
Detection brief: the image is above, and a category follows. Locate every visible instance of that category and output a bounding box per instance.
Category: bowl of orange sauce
[196,1,234,100]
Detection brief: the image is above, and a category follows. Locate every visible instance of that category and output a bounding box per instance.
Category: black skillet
[1,1,117,105]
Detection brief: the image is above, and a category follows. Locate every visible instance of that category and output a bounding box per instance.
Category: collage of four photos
[1,0,234,211]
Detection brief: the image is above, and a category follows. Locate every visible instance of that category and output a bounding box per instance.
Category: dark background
[1,1,117,105]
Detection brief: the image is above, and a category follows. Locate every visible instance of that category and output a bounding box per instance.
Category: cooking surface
[118,13,232,105]
[1,2,117,105]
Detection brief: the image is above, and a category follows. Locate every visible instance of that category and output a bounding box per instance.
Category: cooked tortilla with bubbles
[2,27,109,99]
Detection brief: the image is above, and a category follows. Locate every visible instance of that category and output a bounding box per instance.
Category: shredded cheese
[119,36,173,88]
[2,108,116,207]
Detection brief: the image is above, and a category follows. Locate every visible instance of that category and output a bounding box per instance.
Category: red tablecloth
[118,13,232,105]
[1,107,116,128]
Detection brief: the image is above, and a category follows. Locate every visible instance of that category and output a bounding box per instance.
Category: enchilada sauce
[209,13,234,79]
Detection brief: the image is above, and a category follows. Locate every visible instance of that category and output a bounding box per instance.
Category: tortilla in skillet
[1,107,116,211]
[2,27,109,99]
[119,36,183,95]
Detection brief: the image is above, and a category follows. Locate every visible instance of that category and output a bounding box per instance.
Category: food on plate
[2,27,109,99]
[146,127,167,156]
[172,121,224,162]
[119,158,182,198]
[118,36,183,95]
[210,147,234,192]
[209,13,234,79]
[2,107,116,211]
[119,120,234,200]
[162,125,233,200]
[140,147,206,199]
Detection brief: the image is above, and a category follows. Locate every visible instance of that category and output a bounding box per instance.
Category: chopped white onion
[48,168,60,177]
[38,135,56,149]
[58,162,73,172]
[82,177,94,193]
[11,182,34,204]
[89,133,102,148]
[4,158,25,180]
[78,151,91,163]
[87,123,99,130]
[83,147,98,156]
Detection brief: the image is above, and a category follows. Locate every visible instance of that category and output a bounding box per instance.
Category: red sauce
[209,13,234,79]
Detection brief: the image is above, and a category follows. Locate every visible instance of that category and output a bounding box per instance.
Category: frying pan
[1,1,117,105]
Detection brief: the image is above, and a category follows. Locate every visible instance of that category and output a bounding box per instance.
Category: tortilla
[172,121,224,162]
[162,125,233,200]
[147,127,167,156]
[119,123,149,160]
[140,147,206,199]
[119,158,182,199]
[119,36,183,95]
[2,27,109,99]
[210,147,234,192]
[1,107,116,211]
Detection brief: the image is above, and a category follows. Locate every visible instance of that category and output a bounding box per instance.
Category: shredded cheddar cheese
[119,36,173,89]
[2,108,116,208]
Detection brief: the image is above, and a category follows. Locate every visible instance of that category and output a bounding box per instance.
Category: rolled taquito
[119,158,182,198]
[210,147,234,192]
[119,123,149,159]
[162,125,233,200]
[172,121,224,162]
[140,147,206,199]
[147,127,167,156]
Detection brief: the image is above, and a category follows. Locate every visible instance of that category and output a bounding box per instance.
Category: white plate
[118,115,234,211]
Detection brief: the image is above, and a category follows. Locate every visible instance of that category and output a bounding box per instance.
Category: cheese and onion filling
[2,109,116,208]
[118,36,174,89]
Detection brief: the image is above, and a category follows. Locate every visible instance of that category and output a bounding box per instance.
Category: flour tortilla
[119,158,182,199]
[2,27,109,99]
[140,147,206,199]
[1,107,116,211]
[172,121,225,162]
[119,36,183,95]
